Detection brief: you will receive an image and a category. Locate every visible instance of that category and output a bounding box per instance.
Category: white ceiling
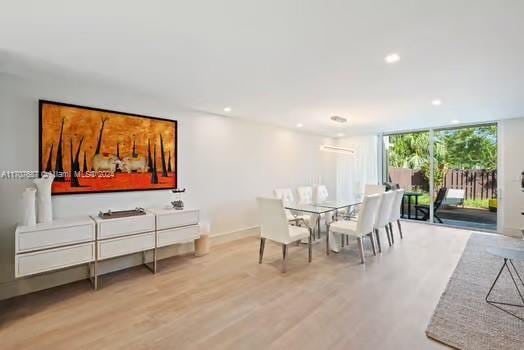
[1,0,524,136]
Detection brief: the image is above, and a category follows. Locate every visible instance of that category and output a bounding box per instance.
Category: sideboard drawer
[17,223,94,253]
[97,215,155,239]
[97,232,155,260]
[156,210,199,230]
[16,242,95,278]
[158,224,200,247]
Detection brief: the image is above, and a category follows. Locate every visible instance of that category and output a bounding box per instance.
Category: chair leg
[385,225,392,246]
[374,228,382,253]
[308,233,312,263]
[435,214,443,224]
[341,235,345,248]
[282,244,288,273]
[397,220,403,239]
[369,233,376,256]
[346,235,349,245]
[326,225,330,256]
[317,217,321,239]
[357,237,365,264]
[259,238,266,264]
[389,222,395,244]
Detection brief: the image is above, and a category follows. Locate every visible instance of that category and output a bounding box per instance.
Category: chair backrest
[446,189,464,199]
[443,188,464,206]
[434,187,448,209]
[383,182,400,191]
[374,190,396,227]
[389,189,405,221]
[297,186,313,205]
[356,194,382,235]
[364,184,386,196]
[273,188,295,205]
[314,185,329,203]
[257,197,291,243]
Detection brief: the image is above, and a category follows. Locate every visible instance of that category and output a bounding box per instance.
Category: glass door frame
[379,121,499,231]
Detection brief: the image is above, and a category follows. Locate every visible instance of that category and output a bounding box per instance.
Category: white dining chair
[273,188,311,225]
[314,185,329,203]
[297,186,324,238]
[373,190,396,253]
[347,184,386,221]
[297,186,313,205]
[257,197,313,272]
[388,189,405,242]
[316,184,349,223]
[327,194,381,263]
[364,184,386,196]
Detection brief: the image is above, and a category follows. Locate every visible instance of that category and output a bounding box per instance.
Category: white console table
[150,207,200,250]
[15,217,95,279]
[15,208,201,291]
[91,211,157,290]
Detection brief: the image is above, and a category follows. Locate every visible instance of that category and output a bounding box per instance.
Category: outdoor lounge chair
[414,187,448,223]
[443,188,465,207]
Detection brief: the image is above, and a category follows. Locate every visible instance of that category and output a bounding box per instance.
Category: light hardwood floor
[0,221,473,350]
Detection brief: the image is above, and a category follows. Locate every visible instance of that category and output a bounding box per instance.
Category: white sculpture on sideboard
[33,172,55,223]
[21,187,37,226]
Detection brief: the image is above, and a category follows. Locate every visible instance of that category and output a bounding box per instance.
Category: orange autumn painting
[39,101,177,194]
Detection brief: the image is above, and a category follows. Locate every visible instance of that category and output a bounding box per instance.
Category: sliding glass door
[431,125,497,230]
[383,131,431,222]
[382,123,497,231]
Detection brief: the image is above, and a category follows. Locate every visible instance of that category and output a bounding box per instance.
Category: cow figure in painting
[92,154,121,173]
[120,156,148,173]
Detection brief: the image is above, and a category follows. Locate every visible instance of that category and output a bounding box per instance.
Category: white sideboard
[14,208,201,291]
[150,207,200,249]
[15,217,96,278]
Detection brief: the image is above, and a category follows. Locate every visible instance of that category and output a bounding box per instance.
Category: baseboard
[0,226,261,301]
[502,227,523,239]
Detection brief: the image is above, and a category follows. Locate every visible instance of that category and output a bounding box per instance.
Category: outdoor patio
[401,202,497,231]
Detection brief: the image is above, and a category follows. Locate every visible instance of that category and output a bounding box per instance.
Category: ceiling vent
[330,115,347,123]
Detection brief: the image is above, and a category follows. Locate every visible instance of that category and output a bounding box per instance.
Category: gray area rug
[426,233,524,350]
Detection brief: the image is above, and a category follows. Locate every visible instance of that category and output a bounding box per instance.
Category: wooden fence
[444,169,497,200]
[388,167,497,200]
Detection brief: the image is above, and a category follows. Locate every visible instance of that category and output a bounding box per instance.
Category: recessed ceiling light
[336,133,345,137]
[223,107,232,112]
[385,53,400,64]
[296,123,303,128]
[450,120,460,124]
[431,99,442,106]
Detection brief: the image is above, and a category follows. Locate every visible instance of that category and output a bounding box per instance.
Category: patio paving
[402,204,497,231]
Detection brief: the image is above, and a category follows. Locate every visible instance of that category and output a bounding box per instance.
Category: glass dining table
[285,200,362,240]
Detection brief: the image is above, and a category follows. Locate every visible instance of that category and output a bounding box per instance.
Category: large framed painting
[39,100,177,195]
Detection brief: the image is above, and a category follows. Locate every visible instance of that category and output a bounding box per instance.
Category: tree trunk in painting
[151,144,159,184]
[132,137,138,158]
[92,116,108,170]
[160,134,168,177]
[70,139,77,186]
[94,116,108,155]
[54,118,65,182]
[45,144,54,172]
[115,142,121,172]
[167,150,172,173]
[83,151,88,172]
[147,139,152,172]
[71,137,84,187]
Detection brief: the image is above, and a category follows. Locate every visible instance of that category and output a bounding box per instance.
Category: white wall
[0,64,336,299]
[498,118,524,237]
